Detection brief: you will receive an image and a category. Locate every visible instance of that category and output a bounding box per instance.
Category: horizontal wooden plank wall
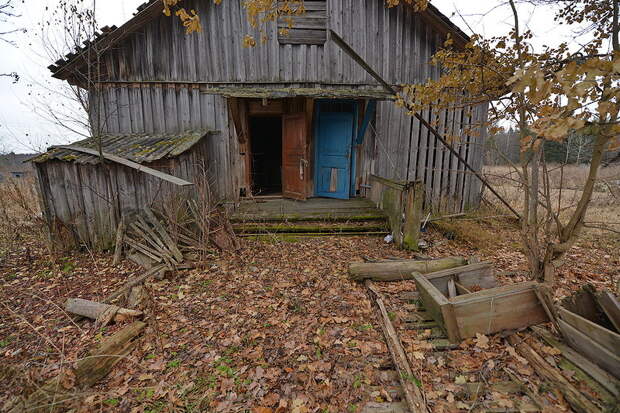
[98,0,440,86]
[34,139,212,250]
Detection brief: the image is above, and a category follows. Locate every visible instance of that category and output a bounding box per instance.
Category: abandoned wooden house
[35,0,487,248]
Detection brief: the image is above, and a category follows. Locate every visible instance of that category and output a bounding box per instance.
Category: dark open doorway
[250,116,282,196]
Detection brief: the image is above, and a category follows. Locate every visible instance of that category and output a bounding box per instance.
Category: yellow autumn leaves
[162,0,202,34]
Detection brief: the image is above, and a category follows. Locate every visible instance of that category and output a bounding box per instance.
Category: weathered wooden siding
[98,0,443,86]
[34,139,212,249]
[91,87,236,200]
[84,0,484,212]
[358,100,487,213]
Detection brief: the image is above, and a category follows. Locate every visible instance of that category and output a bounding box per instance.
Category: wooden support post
[403,181,424,251]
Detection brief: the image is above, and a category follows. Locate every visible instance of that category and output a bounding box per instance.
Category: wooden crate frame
[557,291,620,379]
[413,263,548,343]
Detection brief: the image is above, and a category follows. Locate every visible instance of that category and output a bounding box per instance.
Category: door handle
[299,159,308,180]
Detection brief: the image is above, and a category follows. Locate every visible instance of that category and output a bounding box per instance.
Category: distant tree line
[485,130,619,166]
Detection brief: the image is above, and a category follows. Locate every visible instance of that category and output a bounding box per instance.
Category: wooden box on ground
[558,287,620,379]
[413,263,548,343]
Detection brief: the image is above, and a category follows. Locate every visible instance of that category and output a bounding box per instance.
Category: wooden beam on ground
[349,256,467,282]
[365,280,429,413]
[10,321,146,413]
[506,334,601,413]
[53,145,194,187]
[103,263,167,304]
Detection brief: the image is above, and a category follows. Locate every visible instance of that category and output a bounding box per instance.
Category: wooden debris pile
[113,205,239,276]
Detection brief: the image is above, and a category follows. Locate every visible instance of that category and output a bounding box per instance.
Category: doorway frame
[313,99,359,199]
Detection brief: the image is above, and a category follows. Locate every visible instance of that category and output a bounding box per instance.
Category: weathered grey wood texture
[34,139,211,249]
[84,0,485,211]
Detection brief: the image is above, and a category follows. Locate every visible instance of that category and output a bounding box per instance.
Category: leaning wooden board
[413,264,548,342]
[557,306,620,379]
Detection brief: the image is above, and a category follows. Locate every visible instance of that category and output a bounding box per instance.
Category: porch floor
[231,197,389,237]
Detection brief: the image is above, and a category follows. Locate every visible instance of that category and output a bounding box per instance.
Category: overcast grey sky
[0,0,587,154]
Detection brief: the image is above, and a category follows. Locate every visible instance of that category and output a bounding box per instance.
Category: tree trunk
[349,257,467,281]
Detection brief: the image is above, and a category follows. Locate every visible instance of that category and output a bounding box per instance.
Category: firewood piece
[506,335,601,413]
[65,298,142,320]
[142,207,184,262]
[597,291,620,332]
[10,322,146,413]
[103,264,167,304]
[365,280,429,413]
[112,218,126,266]
[349,257,467,282]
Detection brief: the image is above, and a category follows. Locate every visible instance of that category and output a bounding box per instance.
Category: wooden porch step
[233,221,388,234]
[231,211,388,223]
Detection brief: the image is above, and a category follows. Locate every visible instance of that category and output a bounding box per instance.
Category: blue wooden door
[315,110,355,199]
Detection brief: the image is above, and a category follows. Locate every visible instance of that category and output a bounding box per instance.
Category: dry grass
[483,164,620,239]
[0,177,45,256]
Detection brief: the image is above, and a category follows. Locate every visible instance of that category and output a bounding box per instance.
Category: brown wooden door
[282,113,308,200]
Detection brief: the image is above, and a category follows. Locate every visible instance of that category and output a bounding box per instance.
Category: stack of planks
[115,207,185,273]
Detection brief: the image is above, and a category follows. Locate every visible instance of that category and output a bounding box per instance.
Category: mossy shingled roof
[31,131,210,165]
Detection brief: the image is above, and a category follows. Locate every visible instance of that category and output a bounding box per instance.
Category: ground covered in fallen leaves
[1,216,618,412]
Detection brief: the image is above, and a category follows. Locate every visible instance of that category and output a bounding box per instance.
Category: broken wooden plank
[143,207,184,262]
[597,291,620,333]
[349,257,467,282]
[506,335,601,413]
[65,298,142,320]
[124,237,164,263]
[365,280,429,413]
[103,264,167,304]
[557,307,620,356]
[558,318,620,380]
[532,326,620,398]
[54,145,193,186]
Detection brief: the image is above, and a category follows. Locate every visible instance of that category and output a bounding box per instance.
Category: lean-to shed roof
[31,131,210,165]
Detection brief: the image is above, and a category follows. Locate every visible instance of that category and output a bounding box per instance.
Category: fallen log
[349,256,467,281]
[506,334,601,413]
[65,298,142,321]
[9,321,146,413]
[365,280,429,413]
